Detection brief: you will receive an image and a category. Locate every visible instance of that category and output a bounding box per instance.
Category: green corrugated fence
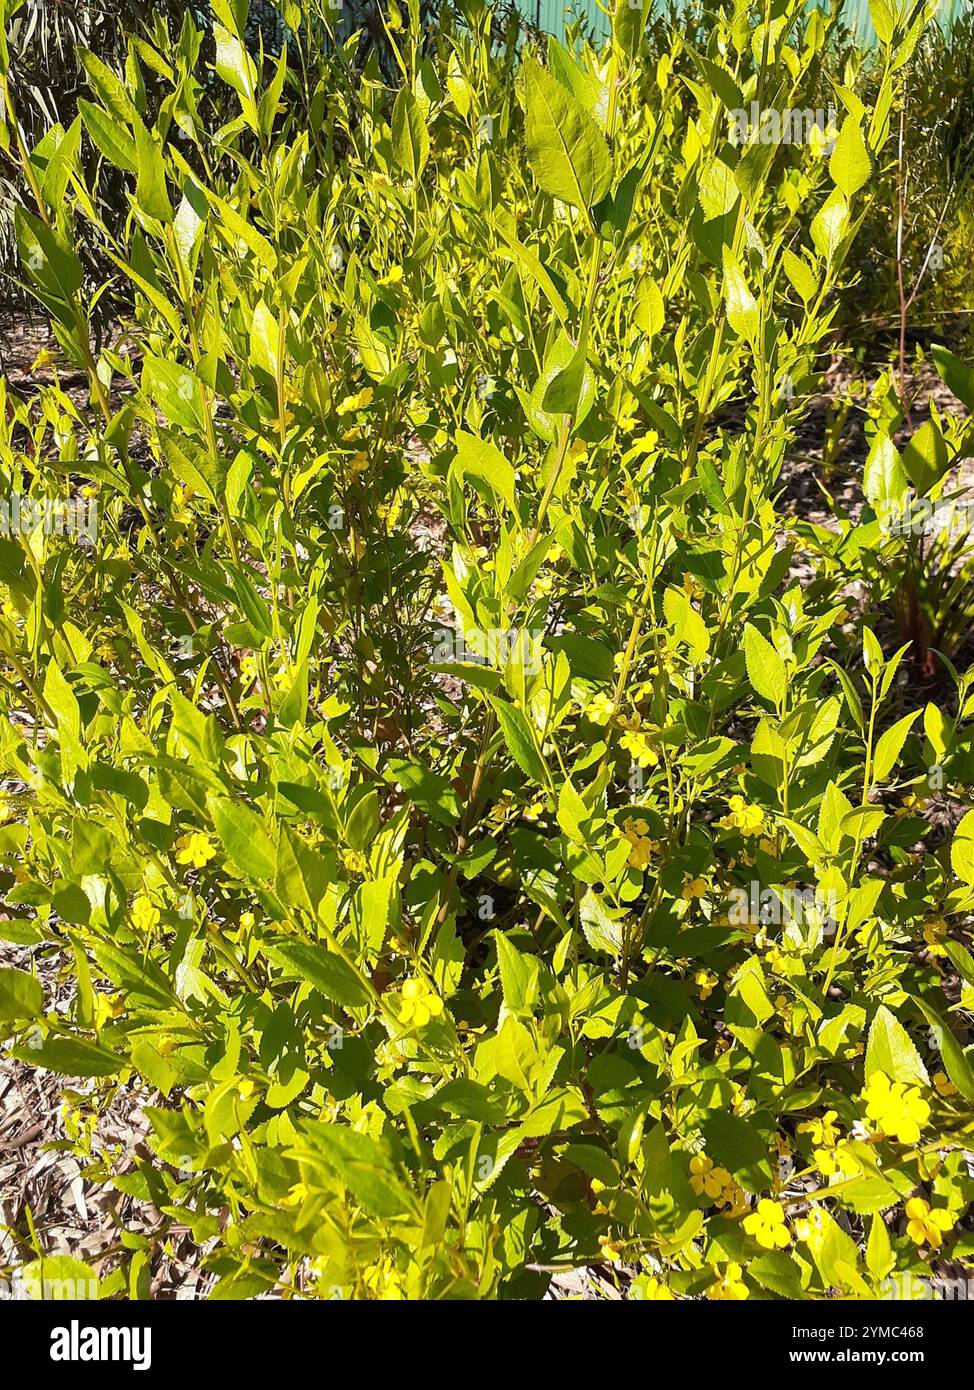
[512,0,971,46]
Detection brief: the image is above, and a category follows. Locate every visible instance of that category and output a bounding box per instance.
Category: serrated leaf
[865,1004,928,1087]
[580,889,623,957]
[522,55,611,211]
[913,996,974,1101]
[452,431,516,513]
[209,796,277,881]
[951,809,974,886]
[0,967,43,1022]
[265,939,370,1010]
[872,709,920,781]
[829,118,871,198]
[391,87,429,180]
[743,623,785,707]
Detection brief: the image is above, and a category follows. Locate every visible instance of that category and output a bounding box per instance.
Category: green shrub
[0,0,972,1300]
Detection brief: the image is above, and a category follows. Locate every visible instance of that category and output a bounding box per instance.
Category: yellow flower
[798,1110,840,1149]
[175,832,216,869]
[862,1071,930,1144]
[131,894,161,933]
[348,450,369,474]
[621,817,650,844]
[719,794,766,837]
[636,1276,674,1300]
[716,1181,749,1219]
[743,1198,791,1249]
[694,968,718,1000]
[282,1182,309,1207]
[398,976,444,1028]
[587,692,616,724]
[681,876,708,901]
[598,1238,625,1264]
[706,1262,749,1300]
[93,993,124,1029]
[336,386,374,415]
[620,729,658,767]
[488,793,514,823]
[627,837,654,870]
[905,1197,953,1249]
[361,1254,406,1299]
[932,1071,958,1098]
[239,911,256,933]
[689,1153,733,1200]
[923,918,947,956]
[794,1210,825,1243]
[29,346,56,373]
[342,848,368,876]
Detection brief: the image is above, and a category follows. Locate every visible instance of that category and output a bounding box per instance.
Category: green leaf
[275,824,331,916]
[494,932,540,1013]
[78,98,138,173]
[391,87,429,180]
[299,1121,414,1217]
[15,206,83,301]
[698,157,738,221]
[522,56,612,212]
[451,431,516,513]
[872,710,920,781]
[865,1004,928,1087]
[664,586,710,662]
[931,343,974,411]
[722,247,759,345]
[829,117,871,198]
[250,299,280,378]
[811,189,849,263]
[12,1035,123,1076]
[0,966,43,1022]
[133,118,173,222]
[142,355,203,432]
[43,659,81,747]
[700,1111,773,1194]
[863,433,907,510]
[613,0,651,60]
[20,1254,99,1301]
[209,796,277,881]
[951,809,974,886]
[580,889,623,958]
[782,248,817,304]
[869,0,895,45]
[913,997,974,1101]
[902,419,949,495]
[228,562,274,639]
[743,623,785,707]
[213,21,259,129]
[634,277,664,336]
[489,697,548,786]
[265,939,371,1010]
[542,320,589,415]
[866,1212,894,1280]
